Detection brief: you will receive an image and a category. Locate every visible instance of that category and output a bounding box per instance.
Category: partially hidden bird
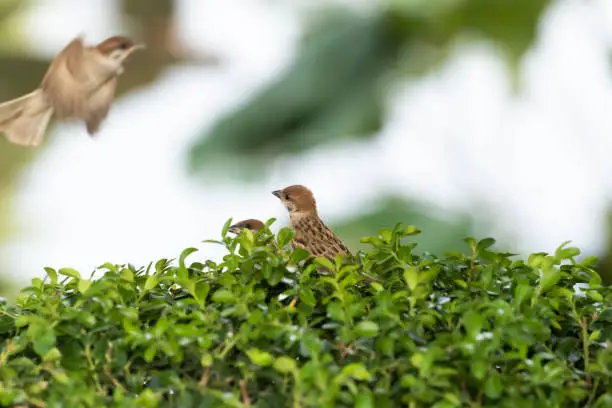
[228,219,265,235]
[0,35,144,147]
[272,185,350,263]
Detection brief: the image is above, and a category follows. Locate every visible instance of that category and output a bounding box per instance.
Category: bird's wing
[41,37,87,118]
[292,216,350,261]
[42,37,85,83]
[84,76,117,135]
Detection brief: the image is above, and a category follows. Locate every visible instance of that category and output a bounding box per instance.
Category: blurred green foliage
[1,223,611,406]
[189,0,551,175]
[331,196,475,255]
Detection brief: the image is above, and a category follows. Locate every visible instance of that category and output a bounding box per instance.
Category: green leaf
[212,290,236,304]
[291,248,310,264]
[380,228,392,243]
[178,247,198,281]
[144,275,158,291]
[51,370,69,384]
[403,267,418,290]
[403,225,421,236]
[356,321,379,338]
[195,283,210,306]
[539,267,561,292]
[246,349,274,367]
[31,277,43,290]
[221,218,233,237]
[0,316,14,334]
[299,287,316,307]
[471,360,487,380]
[580,256,599,267]
[14,315,29,328]
[464,237,477,251]
[555,241,580,261]
[58,268,81,279]
[462,311,483,338]
[274,356,297,374]
[314,257,335,272]
[341,362,372,380]
[301,332,322,356]
[43,347,62,362]
[264,217,277,228]
[27,319,56,357]
[355,393,374,408]
[238,229,255,253]
[587,291,604,302]
[135,389,160,408]
[484,372,502,399]
[277,227,295,247]
[120,268,134,282]
[144,345,157,363]
[597,308,612,322]
[477,238,495,251]
[370,282,384,292]
[44,267,58,286]
[589,330,601,341]
[77,279,91,294]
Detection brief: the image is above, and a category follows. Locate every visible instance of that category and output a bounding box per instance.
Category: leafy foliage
[189,0,552,176]
[1,221,611,407]
[331,195,476,256]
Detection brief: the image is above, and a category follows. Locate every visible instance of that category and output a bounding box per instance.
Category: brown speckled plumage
[272,185,350,263]
[291,215,350,260]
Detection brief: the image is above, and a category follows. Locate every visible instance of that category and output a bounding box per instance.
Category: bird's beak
[272,190,281,198]
[127,43,146,55]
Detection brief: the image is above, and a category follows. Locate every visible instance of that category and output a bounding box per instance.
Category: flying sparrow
[272,185,350,263]
[0,35,144,147]
[228,219,265,235]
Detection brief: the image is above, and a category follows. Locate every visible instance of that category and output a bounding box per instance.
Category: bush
[0,220,611,407]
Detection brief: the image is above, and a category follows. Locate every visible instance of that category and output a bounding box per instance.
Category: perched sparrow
[272,185,350,263]
[0,35,144,147]
[228,219,265,235]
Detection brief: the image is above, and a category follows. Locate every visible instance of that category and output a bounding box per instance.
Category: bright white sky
[2,0,612,283]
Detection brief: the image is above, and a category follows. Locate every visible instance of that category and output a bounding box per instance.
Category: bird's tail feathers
[0,90,53,147]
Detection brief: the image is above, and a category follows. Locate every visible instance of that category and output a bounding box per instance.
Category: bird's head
[96,36,145,62]
[228,219,265,235]
[272,185,317,216]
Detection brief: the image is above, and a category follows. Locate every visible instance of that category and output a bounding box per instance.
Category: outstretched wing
[41,37,87,118]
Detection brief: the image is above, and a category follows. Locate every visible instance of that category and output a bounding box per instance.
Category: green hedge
[1,220,611,407]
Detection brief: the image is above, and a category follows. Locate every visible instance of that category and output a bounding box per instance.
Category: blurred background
[1,0,612,298]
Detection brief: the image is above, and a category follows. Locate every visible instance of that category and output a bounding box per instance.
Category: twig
[198,366,210,388]
[240,379,251,407]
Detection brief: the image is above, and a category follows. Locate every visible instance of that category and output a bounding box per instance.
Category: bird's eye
[245,224,251,229]
[118,42,129,50]
[284,194,290,200]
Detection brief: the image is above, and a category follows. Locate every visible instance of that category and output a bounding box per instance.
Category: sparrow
[0,35,144,147]
[228,219,265,235]
[272,185,350,263]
